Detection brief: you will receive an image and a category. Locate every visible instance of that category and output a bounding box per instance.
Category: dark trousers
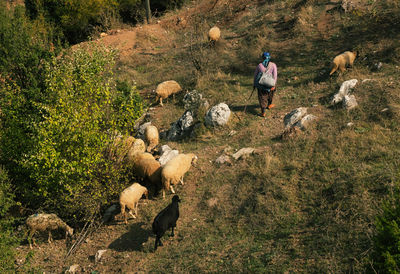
[257,87,275,113]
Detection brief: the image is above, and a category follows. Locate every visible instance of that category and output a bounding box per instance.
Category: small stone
[215,155,232,165]
[95,250,107,264]
[232,148,255,160]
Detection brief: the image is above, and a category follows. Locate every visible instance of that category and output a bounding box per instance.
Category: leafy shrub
[371,187,400,273]
[25,0,118,44]
[21,44,145,219]
[0,167,18,273]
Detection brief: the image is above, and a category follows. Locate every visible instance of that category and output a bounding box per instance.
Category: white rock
[232,148,255,160]
[215,155,232,165]
[65,264,80,274]
[205,103,231,127]
[159,150,179,166]
[347,122,354,127]
[331,79,358,105]
[284,107,308,129]
[95,249,107,263]
[343,95,358,110]
[294,114,318,129]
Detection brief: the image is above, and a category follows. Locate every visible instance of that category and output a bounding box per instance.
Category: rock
[331,79,358,105]
[283,107,308,129]
[205,103,231,127]
[167,110,195,141]
[65,264,80,274]
[159,149,179,166]
[136,122,152,139]
[215,155,232,165]
[232,147,255,160]
[228,130,237,136]
[95,250,107,264]
[381,108,389,112]
[102,204,120,223]
[294,114,318,130]
[341,0,362,12]
[182,90,209,111]
[206,198,218,207]
[373,62,383,71]
[347,122,354,127]
[159,145,172,155]
[343,95,358,110]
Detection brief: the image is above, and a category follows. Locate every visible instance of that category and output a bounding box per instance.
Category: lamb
[161,153,197,198]
[329,51,357,75]
[152,195,181,251]
[144,125,159,152]
[119,183,149,224]
[26,213,74,249]
[208,26,221,44]
[155,80,182,106]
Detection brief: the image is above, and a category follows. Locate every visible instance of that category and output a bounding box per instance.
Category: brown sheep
[329,51,357,75]
[208,26,221,44]
[120,183,149,224]
[155,80,182,106]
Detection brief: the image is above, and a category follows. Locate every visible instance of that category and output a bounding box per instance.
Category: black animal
[152,195,181,251]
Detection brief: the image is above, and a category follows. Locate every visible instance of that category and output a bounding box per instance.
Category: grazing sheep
[152,195,181,251]
[161,153,197,198]
[26,213,73,249]
[126,139,147,165]
[145,125,159,152]
[120,183,149,224]
[133,156,162,186]
[329,51,357,75]
[208,26,221,44]
[155,80,182,106]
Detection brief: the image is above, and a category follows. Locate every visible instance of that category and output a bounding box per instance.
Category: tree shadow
[108,222,151,252]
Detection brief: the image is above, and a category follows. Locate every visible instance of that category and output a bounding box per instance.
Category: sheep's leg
[170,185,175,194]
[135,202,138,217]
[162,189,166,199]
[159,98,163,106]
[170,227,175,237]
[180,176,184,185]
[129,209,136,219]
[48,231,53,244]
[28,229,35,249]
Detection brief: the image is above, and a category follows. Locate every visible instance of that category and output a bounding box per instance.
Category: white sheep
[26,213,74,249]
[145,125,159,152]
[155,80,182,106]
[161,153,198,198]
[208,26,221,44]
[126,138,147,165]
[120,183,149,224]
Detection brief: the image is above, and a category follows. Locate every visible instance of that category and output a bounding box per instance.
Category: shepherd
[253,52,278,117]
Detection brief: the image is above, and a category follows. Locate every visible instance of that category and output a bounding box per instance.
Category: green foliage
[0,167,18,273]
[25,0,118,44]
[371,187,400,273]
[21,44,145,219]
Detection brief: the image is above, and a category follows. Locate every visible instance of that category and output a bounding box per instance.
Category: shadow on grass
[230,104,260,116]
[108,222,151,252]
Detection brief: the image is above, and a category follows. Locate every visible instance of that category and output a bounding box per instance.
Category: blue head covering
[262,52,270,67]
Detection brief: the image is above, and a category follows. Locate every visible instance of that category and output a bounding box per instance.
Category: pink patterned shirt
[253,62,278,87]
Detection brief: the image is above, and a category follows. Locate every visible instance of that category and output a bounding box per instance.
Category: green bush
[25,0,118,44]
[0,167,18,273]
[21,43,145,219]
[371,187,400,273]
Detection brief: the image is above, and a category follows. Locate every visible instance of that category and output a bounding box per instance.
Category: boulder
[167,110,195,141]
[158,146,179,166]
[232,147,255,160]
[182,90,209,111]
[95,249,107,263]
[65,264,80,274]
[294,114,318,130]
[205,103,231,127]
[284,107,308,129]
[331,79,358,105]
[215,155,232,165]
[343,95,358,110]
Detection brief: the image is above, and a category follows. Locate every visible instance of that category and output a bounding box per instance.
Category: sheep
[133,156,162,187]
[126,138,147,165]
[152,195,181,251]
[26,213,73,249]
[208,26,221,44]
[161,153,198,199]
[119,183,149,224]
[155,80,182,106]
[329,51,357,75]
[144,125,159,152]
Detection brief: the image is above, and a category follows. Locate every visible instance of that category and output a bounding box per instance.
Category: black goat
[152,195,181,251]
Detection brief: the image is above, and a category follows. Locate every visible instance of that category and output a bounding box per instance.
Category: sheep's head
[66,226,74,236]
[172,195,181,203]
[191,155,198,166]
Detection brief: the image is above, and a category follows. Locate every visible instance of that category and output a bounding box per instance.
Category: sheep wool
[26,213,73,249]
[126,139,147,165]
[329,51,357,75]
[133,156,162,186]
[120,183,148,224]
[161,153,197,198]
[208,26,221,43]
[145,125,159,152]
[155,80,182,106]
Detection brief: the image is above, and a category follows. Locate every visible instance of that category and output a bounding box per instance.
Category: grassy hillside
[12,0,400,272]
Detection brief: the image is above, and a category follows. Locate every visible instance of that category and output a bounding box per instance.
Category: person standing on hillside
[253,52,278,117]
